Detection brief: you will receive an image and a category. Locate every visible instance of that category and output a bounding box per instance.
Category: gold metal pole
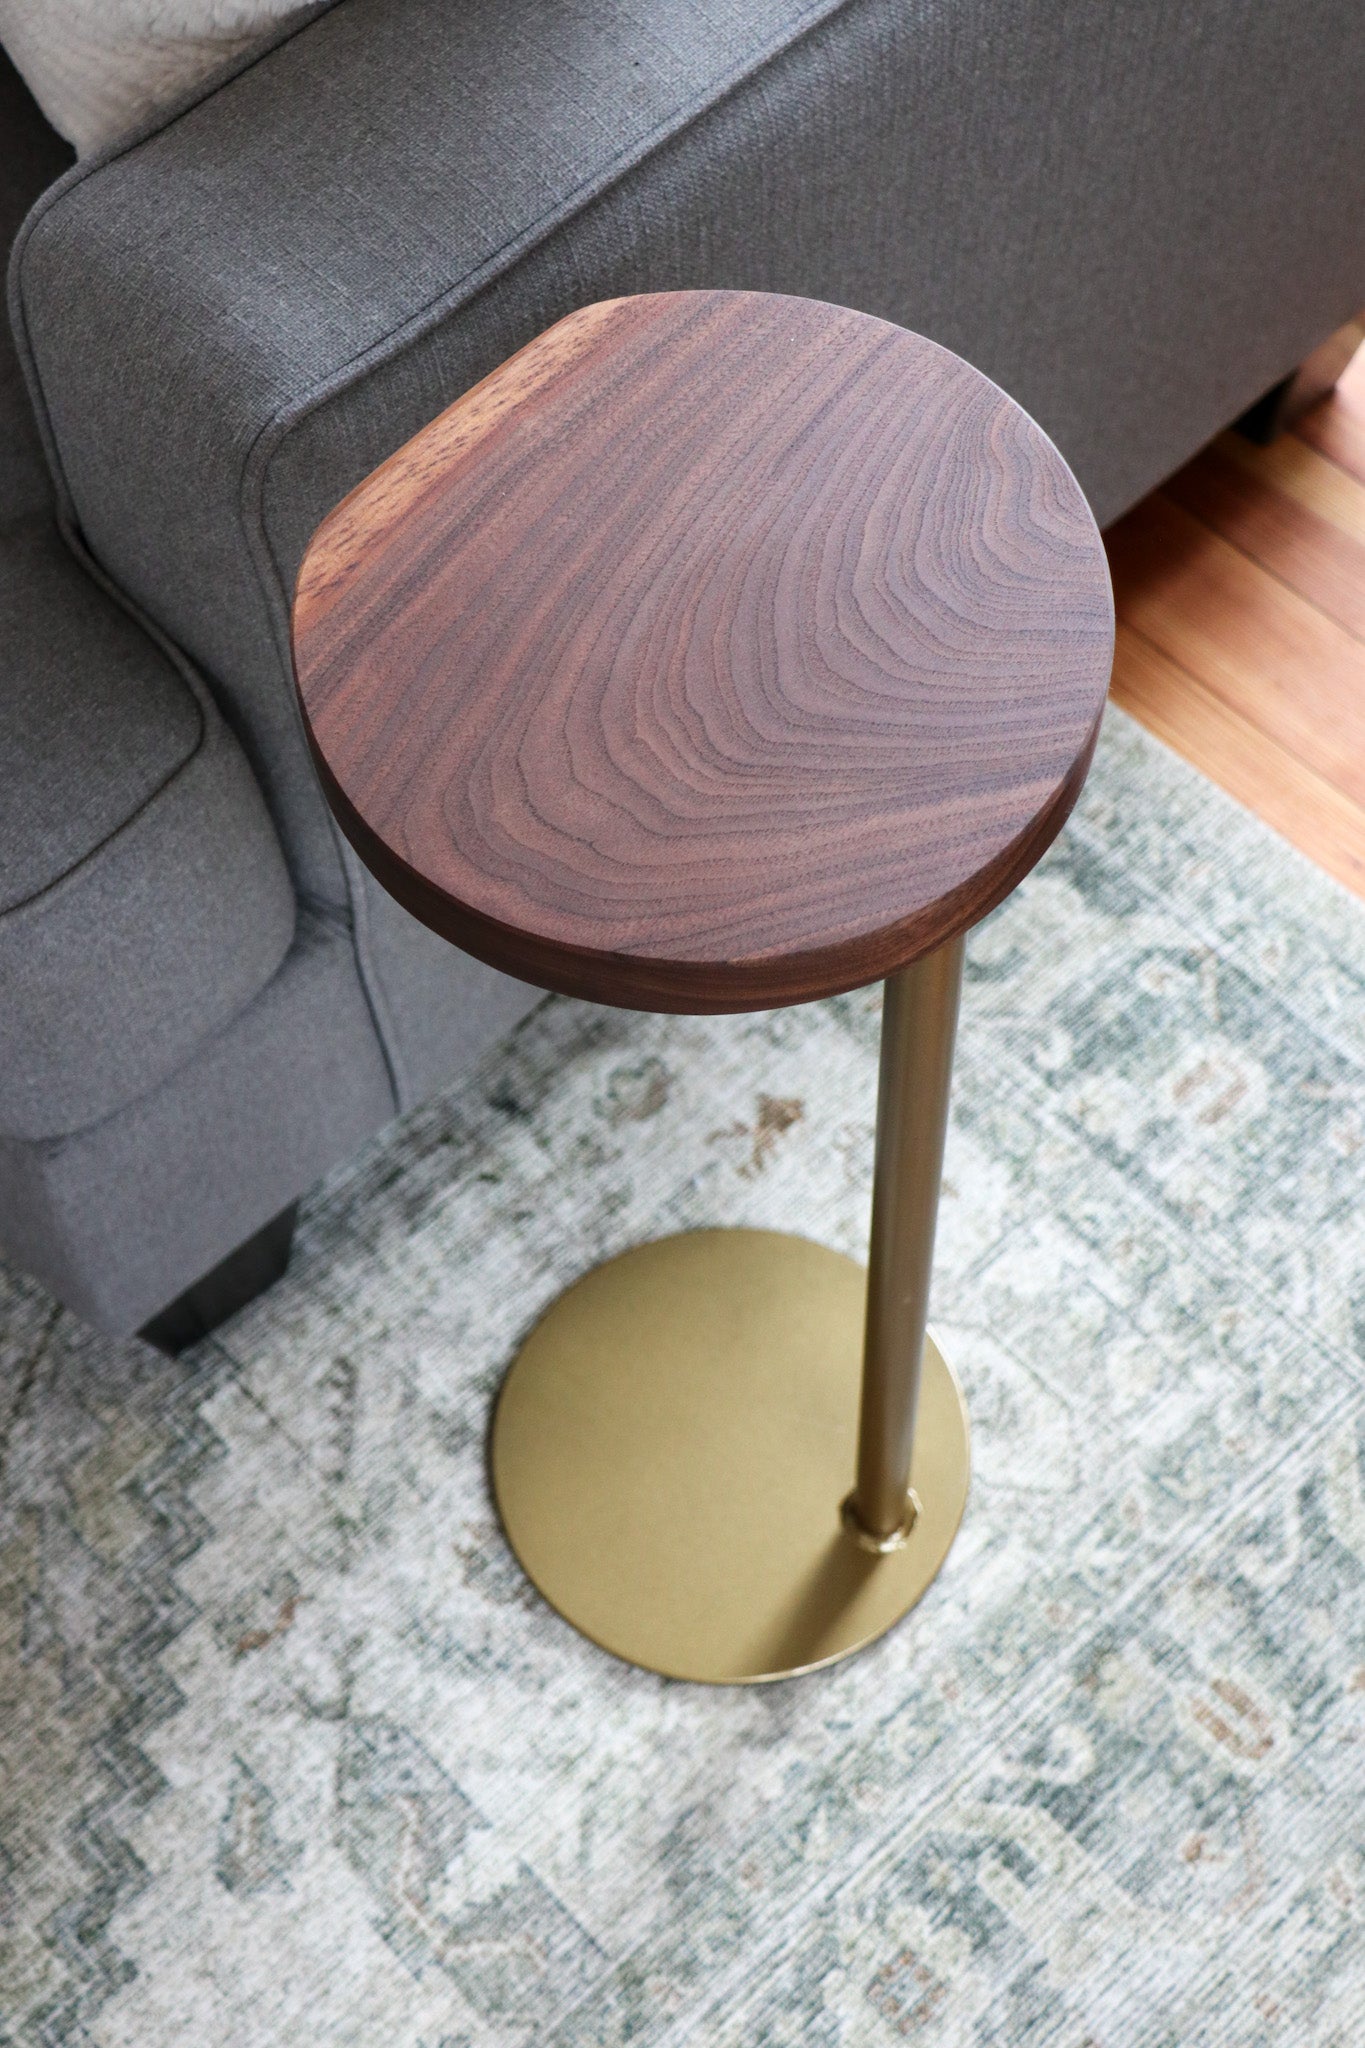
[846,936,964,1545]
[492,936,972,1680]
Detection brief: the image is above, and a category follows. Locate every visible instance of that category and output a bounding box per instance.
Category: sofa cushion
[0,517,296,1139]
[0,911,391,1334]
[1,520,201,908]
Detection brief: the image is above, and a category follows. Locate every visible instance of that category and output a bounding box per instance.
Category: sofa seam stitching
[6,909,332,1151]
[0,518,222,914]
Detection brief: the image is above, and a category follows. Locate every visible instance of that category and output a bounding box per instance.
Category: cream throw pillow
[0,0,310,156]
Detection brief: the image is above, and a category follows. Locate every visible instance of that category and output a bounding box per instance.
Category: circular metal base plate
[491,1229,970,1683]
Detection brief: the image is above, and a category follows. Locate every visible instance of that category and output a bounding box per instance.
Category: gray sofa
[3,0,1363,1342]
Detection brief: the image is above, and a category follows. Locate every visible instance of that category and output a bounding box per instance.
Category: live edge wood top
[293,292,1114,1013]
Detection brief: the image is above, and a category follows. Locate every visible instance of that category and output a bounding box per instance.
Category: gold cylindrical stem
[850,936,964,1540]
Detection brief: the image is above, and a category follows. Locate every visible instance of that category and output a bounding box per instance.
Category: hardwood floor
[1107,338,1365,898]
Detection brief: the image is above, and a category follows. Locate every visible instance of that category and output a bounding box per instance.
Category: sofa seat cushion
[0,517,296,1139]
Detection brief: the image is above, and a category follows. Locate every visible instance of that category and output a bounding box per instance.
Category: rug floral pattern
[2,709,1364,2045]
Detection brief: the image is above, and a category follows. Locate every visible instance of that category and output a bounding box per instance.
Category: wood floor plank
[1110,623,1365,898]
[1106,493,1365,806]
[1163,439,1365,640]
[1214,428,1365,546]
[1295,339,1365,485]
[1112,335,1365,903]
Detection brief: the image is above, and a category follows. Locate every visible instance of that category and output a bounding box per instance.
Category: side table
[292,292,1114,1683]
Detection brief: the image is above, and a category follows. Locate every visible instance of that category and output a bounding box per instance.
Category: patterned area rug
[3,707,1365,2047]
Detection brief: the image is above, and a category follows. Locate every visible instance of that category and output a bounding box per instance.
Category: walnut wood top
[293,291,1113,1012]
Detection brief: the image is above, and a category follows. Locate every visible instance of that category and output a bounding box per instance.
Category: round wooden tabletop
[293,291,1113,1013]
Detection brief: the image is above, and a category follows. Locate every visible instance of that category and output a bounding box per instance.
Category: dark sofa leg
[1236,313,1363,445]
[139,1202,299,1354]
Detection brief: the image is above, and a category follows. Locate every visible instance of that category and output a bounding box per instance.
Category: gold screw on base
[841,1489,922,1555]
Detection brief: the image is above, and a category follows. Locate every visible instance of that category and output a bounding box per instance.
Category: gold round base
[490,1229,970,1684]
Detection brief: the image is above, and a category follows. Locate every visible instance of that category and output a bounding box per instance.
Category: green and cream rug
[3,707,1365,2046]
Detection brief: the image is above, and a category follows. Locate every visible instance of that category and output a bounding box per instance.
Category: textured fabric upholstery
[0,43,535,1321]
[0,49,297,1143]
[350,868,540,1112]
[14,0,1364,915]
[0,519,201,914]
[0,516,297,1140]
[0,915,393,1332]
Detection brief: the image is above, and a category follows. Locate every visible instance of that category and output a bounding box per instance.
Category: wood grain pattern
[1163,436,1365,641]
[1110,625,1365,898]
[294,292,1114,1012]
[1106,493,1365,808]
[1225,427,1365,545]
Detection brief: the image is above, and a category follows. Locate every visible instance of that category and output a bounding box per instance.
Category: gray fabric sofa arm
[0,518,298,1140]
[11,0,1365,908]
